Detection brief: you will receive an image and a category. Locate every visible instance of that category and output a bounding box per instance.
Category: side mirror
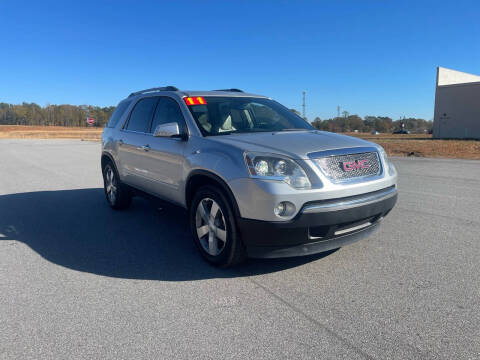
[153,122,186,139]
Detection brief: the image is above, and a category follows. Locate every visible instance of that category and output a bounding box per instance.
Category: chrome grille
[313,151,381,182]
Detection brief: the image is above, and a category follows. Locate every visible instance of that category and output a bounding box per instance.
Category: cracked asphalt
[0,139,479,359]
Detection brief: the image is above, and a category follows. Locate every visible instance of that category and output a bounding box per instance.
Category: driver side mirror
[153,122,187,140]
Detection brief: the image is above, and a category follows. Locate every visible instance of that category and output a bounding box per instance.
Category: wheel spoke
[196,225,209,239]
[216,227,227,242]
[210,202,219,221]
[208,231,217,255]
[109,189,116,203]
[198,201,209,222]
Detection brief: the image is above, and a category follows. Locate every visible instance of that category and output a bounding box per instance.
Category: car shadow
[0,189,336,281]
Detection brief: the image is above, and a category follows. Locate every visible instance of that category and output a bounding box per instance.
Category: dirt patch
[346,133,480,160]
[0,125,102,141]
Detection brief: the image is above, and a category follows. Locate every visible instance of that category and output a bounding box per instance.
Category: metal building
[433,67,480,139]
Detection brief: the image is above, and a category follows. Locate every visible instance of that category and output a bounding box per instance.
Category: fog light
[274,201,295,217]
[274,202,286,216]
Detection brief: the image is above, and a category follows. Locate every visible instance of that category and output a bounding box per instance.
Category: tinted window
[126,97,158,133]
[107,100,132,128]
[151,97,185,133]
[187,97,313,136]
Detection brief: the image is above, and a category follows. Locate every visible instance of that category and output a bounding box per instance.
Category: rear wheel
[190,186,246,267]
[102,161,132,210]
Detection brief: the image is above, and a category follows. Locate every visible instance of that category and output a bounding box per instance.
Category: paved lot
[0,139,479,360]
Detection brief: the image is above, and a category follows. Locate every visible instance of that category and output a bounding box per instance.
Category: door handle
[141,144,150,152]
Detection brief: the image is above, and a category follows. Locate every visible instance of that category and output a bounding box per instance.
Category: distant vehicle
[101,86,398,267]
[371,130,380,135]
[393,129,410,134]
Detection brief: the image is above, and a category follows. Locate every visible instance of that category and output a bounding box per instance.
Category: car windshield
[187,97,313,136]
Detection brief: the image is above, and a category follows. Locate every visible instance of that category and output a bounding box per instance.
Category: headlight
[378,146,396,176]
[244,152,311,189]
[378,146,387,159]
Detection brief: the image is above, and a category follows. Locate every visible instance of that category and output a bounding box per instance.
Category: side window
[126,97,158,133]
[151,97,185,133]
[107,100,132,128]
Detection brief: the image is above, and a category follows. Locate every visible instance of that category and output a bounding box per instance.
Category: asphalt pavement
[0,139,479,360]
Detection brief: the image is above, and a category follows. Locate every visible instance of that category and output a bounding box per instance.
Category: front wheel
[189,186,246,267]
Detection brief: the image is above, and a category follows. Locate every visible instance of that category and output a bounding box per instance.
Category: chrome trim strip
[334,221,372,236]
[301,186,397,214]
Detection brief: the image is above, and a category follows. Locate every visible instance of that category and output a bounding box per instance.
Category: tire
[189,185,246,267]
[102,160,132,210]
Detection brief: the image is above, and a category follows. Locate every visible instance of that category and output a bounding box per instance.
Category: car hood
[207,130,377,159]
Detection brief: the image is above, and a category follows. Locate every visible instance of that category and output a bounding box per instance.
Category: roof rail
[128,86,179,97]
[213,88,244,93]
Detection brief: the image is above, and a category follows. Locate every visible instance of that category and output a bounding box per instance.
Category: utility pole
[302,91,306,119]
[337,105,340,118]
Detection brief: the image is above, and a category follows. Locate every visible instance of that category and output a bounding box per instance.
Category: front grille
[313,151,381,182]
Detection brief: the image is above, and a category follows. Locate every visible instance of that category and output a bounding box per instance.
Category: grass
[1,126,479,160]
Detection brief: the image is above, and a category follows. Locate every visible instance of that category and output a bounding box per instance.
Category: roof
[181,90,268,98]
[127,87,267,99]
[437,67,480,87]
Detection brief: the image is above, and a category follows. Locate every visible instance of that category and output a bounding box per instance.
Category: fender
[185,169,241,217]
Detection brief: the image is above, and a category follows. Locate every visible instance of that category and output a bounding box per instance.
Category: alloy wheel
[105,166,117,205]
[195,198,227,256]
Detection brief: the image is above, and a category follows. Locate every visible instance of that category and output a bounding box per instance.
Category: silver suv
[101,87,398,267]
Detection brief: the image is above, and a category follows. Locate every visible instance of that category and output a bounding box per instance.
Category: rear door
[142,96,188,203]
[117,96,159,189]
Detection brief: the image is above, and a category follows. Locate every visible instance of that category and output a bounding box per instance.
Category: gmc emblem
[342,159,370,172]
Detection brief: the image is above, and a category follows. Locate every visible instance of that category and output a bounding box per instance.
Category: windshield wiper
[276,128,307,132]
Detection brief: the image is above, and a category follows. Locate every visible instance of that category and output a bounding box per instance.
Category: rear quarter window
[125,97,158,133]
[106,100,132,128]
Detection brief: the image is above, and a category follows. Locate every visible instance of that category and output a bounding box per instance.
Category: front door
[117,96,158,190]
[142,96,188,204]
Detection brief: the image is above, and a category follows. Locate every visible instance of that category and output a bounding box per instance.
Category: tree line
[0,102,115,127]
[0,101,433,134]
[310,114,433,133]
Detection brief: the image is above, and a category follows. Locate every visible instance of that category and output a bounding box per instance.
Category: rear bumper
[236,186,397,258]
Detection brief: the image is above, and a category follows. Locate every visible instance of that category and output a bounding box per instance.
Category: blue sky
[1,0,479,120]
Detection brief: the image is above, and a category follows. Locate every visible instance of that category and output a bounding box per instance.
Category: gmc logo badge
[342,159,370,172]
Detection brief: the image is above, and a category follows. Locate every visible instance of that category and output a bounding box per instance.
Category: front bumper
[236,186,397,258]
